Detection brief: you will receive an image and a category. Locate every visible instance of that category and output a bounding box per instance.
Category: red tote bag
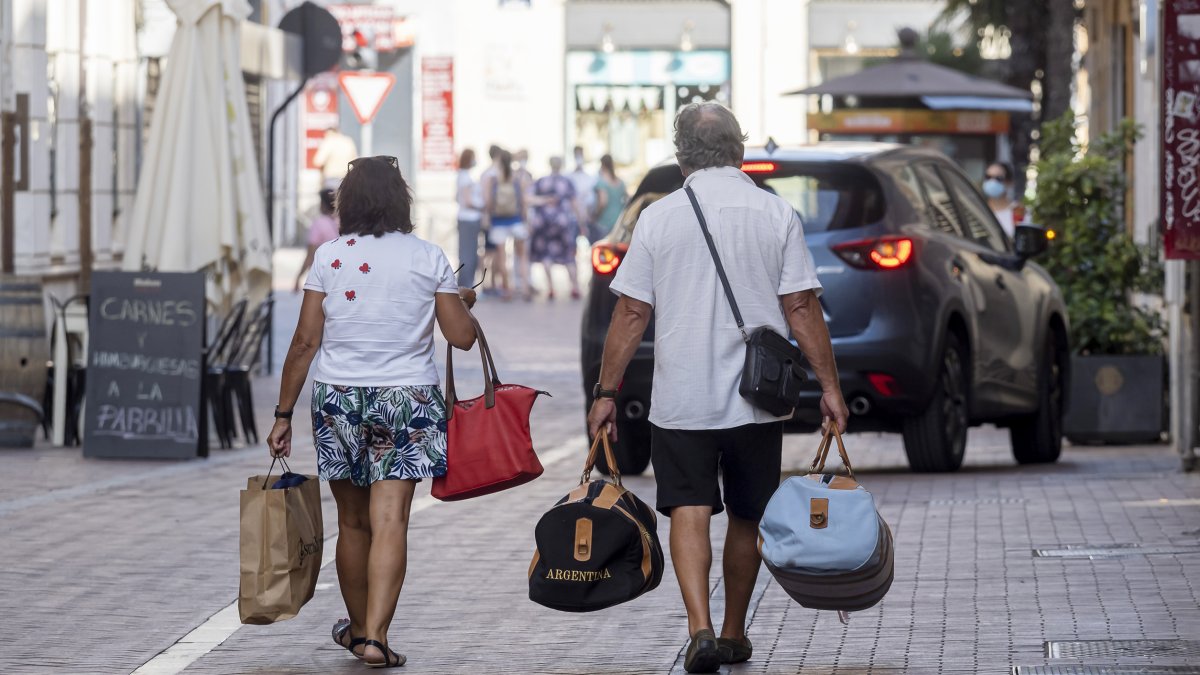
[431,317,546,501]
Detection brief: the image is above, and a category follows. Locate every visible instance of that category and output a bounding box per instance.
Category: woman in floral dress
[528,155,584,299]
[268,155,477,669]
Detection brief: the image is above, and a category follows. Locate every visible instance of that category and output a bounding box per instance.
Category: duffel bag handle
[807,424,855,478]
[581,430,622,487]
[445,314,499,419]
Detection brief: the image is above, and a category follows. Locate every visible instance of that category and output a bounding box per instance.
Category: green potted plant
[1030,112,1165,443]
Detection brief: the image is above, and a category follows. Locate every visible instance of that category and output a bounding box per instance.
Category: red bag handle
[445,314,499,419]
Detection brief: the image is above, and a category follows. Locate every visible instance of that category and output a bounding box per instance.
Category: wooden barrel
[0,276,49,447]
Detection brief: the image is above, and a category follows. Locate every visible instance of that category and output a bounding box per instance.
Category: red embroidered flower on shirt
[359,263,371,274]
[346,238,357,246]
[345,290,356,301]
[331,259,342,269]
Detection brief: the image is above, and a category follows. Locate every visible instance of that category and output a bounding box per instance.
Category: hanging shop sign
[421,57,455,171]
[808,109,1011,136]
[1162,0,1200,259]
[303,74,340,170]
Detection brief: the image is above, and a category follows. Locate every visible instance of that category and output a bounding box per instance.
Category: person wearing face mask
[982,162,1017,239]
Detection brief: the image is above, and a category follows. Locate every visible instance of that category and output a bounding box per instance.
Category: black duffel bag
[528,433,664,612]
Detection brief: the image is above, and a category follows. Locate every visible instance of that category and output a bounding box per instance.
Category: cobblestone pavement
[2,265,1199,674]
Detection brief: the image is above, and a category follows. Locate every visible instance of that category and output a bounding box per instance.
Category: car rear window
[750,164,885,233]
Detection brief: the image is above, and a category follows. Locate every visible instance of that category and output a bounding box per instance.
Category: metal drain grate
[1033,543,1200,559]
[1046,640,1200,659]
[1012,662,1200,667]
[928,497,1027,505]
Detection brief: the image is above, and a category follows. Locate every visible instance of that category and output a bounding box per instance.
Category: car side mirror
[1013,224,1049,258]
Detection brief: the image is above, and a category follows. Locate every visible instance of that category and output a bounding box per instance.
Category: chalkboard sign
[83,271,207,459]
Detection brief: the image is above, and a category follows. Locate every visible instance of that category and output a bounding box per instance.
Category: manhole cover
[1046,640,1200,659]
[1033,544,1200,559]
[928,497,1027,505]
[1017,662,1200,667]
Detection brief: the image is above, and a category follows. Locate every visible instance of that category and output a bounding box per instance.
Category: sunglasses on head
[347,155,400,173]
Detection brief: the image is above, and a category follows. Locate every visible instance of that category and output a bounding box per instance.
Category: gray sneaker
[684,629,720,673]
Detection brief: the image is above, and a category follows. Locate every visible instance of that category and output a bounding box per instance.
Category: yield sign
[338,72,396,124]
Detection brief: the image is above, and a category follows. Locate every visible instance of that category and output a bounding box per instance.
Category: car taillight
[832,237,914,270]
[740,161,777,173]
[591,244,627,275]
[867,373,900,397]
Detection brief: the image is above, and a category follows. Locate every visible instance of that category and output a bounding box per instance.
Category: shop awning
[786,56,1033,102]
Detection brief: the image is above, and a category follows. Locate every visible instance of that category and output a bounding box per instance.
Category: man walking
[586,102,848,673]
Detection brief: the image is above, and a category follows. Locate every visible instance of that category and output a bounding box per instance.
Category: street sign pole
[361,121,373,156]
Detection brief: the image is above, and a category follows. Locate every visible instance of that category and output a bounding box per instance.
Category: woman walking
[590,154,627,242]
[267,155,477,669]
[455,148,485,287]
[527,156,582,299]
[482,149,529,300]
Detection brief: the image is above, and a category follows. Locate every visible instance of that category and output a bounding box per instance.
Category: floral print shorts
[311,381,448,485]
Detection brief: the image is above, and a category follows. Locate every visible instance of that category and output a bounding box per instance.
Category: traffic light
[343,29,376,70]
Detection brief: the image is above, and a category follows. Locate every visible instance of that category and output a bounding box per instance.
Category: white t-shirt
[304,231,459,387]
[609,166,822,430]
[993,206,1015,239]
[457,170,483,221]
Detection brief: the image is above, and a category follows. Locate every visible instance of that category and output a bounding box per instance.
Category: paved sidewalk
[1,293,1198,674]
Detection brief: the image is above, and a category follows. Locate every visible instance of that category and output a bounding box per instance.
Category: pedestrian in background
[586,102,849,673]
[983,161,1018,239]
[591,154,627,242]
[568,146,596,243]
[528,155,583,300]
[268,155,478,669]
[312,127,358,188]
[293,188,340,292]
[479,145,504,297]
[456,148,485,287]
[483,149,529,301]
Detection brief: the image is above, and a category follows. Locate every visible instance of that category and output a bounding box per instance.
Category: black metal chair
[220,299,273,446]
[0,392,43,448]
[204,299,248,449]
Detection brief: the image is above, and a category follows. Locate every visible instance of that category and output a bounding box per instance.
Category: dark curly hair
[335,156,414,236]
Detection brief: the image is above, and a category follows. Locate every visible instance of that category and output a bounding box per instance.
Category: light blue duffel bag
[758,426,893,614]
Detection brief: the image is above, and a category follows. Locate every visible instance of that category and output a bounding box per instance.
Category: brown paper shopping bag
[238,458,324,624]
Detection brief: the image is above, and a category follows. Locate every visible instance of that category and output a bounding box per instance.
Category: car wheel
[593,420,652,476]
[903,332,969,472]
[1009,333,1064,464]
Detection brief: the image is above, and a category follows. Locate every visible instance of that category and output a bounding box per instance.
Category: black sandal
[363,639,406,668]
[332,619,367,656]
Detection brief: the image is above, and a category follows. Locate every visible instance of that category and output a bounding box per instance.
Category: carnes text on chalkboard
[83,271,207,459]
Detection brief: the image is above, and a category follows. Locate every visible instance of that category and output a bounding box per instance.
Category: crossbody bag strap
[684,185,749,344]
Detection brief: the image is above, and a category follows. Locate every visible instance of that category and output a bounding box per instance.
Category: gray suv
[580,143,1068,473]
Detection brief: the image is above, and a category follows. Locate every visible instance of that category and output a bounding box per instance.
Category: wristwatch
[592,383,618,400]
[274,405,293,420]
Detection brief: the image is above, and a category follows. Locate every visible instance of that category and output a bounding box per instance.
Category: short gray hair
[673,102,747,171]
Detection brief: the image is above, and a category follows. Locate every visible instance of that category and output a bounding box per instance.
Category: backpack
[492,177,521,218]
[528,434,664,612]
[758,427,894,616]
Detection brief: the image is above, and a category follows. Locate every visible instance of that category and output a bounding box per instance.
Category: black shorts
[650,422,783,521]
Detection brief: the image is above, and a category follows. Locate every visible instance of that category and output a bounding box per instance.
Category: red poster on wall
[422,57,455,171]
[304,74,340,170]
[1163,1,1200,259]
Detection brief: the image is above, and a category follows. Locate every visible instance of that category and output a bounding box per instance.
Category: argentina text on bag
[684,186,807,417]
[528,433,664,612]
[758,426,893,614]
[431,315,546,501]
[239,458,324,624]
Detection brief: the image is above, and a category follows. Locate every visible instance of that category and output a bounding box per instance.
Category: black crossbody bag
[684,186,808,417]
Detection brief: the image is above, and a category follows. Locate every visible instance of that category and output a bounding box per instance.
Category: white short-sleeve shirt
[609,166,822,430]
[304,231,459,387]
